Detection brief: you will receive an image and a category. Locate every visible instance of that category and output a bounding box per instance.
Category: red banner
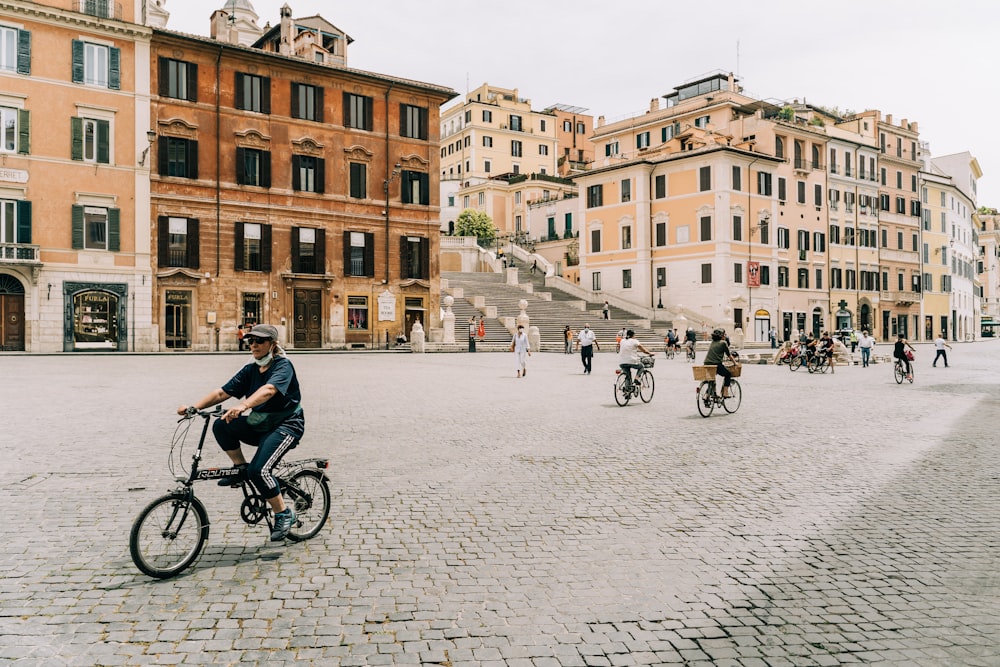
[747,261,761,287]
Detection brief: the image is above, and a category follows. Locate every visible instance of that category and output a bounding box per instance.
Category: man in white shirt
[576,324,600,374]
[858,329,875,367]
[932,333,952,368]
[617,329,652,388]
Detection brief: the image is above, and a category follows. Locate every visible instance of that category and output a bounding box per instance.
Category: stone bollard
[442,295,455,343]
[528,325,540,352]
[516,299,530,330]
[506,266,519,286]
[410,319,425,353]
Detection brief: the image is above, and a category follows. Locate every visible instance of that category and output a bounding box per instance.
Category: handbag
[905,350,914,361]
[246,403,301,432]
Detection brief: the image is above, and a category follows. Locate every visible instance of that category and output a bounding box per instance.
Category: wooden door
[293,289,322,348]
[0,294,24,350]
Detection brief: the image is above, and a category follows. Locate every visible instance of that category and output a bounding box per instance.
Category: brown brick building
[150,8,455,350]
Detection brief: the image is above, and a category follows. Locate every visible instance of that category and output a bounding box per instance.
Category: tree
[455,209,497,245]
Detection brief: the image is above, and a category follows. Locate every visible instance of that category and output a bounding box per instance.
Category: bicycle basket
[640,356,655,368]
[725,362,743,377]
[692,365,716,381]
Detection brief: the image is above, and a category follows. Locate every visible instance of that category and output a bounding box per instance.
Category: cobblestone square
[2,344,999,666]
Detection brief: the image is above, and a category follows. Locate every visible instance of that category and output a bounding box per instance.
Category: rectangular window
[636,131,650,149]
[732,165,741,191]
[509,114,522,132]
[813,232,825,253]
[0,107,18,153]
[775,176,784,200]
[586,184,603,208]
[400,104,428,139]
[655,222,666,246]
[292,154,323,193]
[700,216,712,241]
[797,229,809,251]
[733,215,742,242]
[621,179,631,203]
[797,181,806,204]
[778,266,788,287]
[511,140,522,157]
[654,174,666,199]
[159,58,197,101]
[293,227,320,274]
[829,224,840,245]
[777,227,789,249]
[482,110,492,123]
[401,170,429,205]
[760,265,770,285]
[564,212,573,238]
[538,144,549,156]
[797,268,809,289]
[881,167,887,185]
[71,117,110,164]
[344,231,374,277]
[590,229,601,253]
[896,171,903,189]
[547,217,556,240]
[592,271,601,291]
[622,269,632,289]
[699,166,711,191]
[482,136,493,147]
[694,115,710,128]
[349,162,367,199]
[621,226,631,250]
[896,196,906,214]
[158,137,198,178]
[347,296,368,330]
[292,83,322,122]
[79,41,113,88]
[815,268,823,289]
[605,141,619,156]
[236,73,269,113]
[734,263,743,284]
[759,221,769,245]
[236,147,270,187]
[401,235,428,280]
[240,222,263,271]
[701,263,712,283]
[814,183,822,207]
[846,269,856,290]
[344,93,373,130]
[882,228,888,247]
[484,159,491,173]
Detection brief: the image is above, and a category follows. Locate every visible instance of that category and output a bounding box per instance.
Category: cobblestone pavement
[2,342,999,666]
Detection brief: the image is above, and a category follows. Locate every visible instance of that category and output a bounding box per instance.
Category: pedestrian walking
[932,333,952,367]
[615,326,627,353]
[531,259,538,275]
[850,329,858,353]
[564,325,574,354]
[468,317,477,352]
[237,324,247,351]
[602,301,610,320]
[858,329,874,367]
[769,327,777,349]
[477,316,486,340]
[511,325,531,377]
[576,324,599,374]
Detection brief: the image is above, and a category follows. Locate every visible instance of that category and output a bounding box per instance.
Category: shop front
[64,282,127,351]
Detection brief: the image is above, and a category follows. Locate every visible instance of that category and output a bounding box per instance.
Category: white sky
[165,0,999,207]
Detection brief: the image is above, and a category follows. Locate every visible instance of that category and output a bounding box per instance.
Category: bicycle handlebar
[180,406,223,421]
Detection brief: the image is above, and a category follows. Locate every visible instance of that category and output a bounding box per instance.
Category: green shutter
[17,109,29,154]
[187,63,198,102]
[315,86,324,123]
[157,216,169,266]
[71,205,84,249]
[235,147,245,184]
[16,200,31,243]
[315,158,325,194]
[108,208,120,251]
[291,155,300,190]
[261,77,271,114]
[71,40,84,83]
[16,29,30,75]
[261,151,271,188]
[235,73,244,110]
[234,222,245,270]
[187,139,198,179]
[261,224,272,272]
[187,219,199,269]
[108,47,120,90]
[70,117,83,161]
[97,120,110,164]
[291,226,301,273]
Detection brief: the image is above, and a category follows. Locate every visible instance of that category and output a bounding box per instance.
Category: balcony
[0,243,40,264]
[881,290,921,305]
[793,158,823,173]
[75,0,123,19]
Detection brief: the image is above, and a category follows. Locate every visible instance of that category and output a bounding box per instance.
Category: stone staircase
[441,270,668,352]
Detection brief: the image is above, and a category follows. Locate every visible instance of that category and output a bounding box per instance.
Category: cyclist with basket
[618,329,653,390]
[893,333,916,381]
[176,324,303,541]
[704,328,739,398]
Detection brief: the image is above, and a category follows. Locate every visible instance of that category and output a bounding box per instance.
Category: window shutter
[261,77,271,114]
[342,231,351,275]
[97,120,110,164]
[108,47,120,90]
[158,57,169,96]
[17,109,29,154]
[72,205,84,248]
[342,92,349,125]
[314,86,324,123]
[157,216,169,266]
[16,200,31,243]
[291,83,300,118]
[235,147,246,185]
[364,232,375,276]
[420,107,428,140]
[235,73,245,110]
[187,63,198,102]
[16,29,30,75]
[419,173,429,205]
[108,208,120,251]
[399,235,408,277]
[158,136,168,174]
[234,222,245,270]
[420,237,430,279]
[291,155,301,191]
[291,227,301,273]
[315,158,325,194]
[261,151,271,188]
[315,229,325,273]
[399,103,406,135]
[70,117,83,161]
[187,219,199,269]
[71,40,84,83]
[261,224,272,272]
[365,97,373,131]
[187,139,198,179]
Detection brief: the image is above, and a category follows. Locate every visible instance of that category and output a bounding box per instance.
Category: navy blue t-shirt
[222,356,301,413]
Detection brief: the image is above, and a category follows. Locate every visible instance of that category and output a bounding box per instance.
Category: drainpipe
[384,82,395,285]
[215,46,223,278]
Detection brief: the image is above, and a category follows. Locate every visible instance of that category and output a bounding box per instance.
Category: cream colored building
[977,210,1000,336]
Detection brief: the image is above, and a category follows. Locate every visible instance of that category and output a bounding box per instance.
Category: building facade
[149,4,455,351]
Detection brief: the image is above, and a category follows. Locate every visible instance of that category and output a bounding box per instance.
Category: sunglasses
[245,336,272,345]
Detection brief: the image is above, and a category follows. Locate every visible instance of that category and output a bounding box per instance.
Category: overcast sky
[166,0,999,207]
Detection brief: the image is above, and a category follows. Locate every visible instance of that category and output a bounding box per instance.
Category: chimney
[597,115,605,128]
[885,114,893,125]
[911,121,919,133]
[210,10,228,41]
[900,118,908,129]
[649,98,660,113]
[279,4,293,56]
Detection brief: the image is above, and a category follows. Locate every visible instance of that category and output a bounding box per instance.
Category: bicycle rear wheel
[284,469,331,541]
[614,373,630,406]
[789,357,802,371]
[894,362,904,384]
[639,371,654,403]
[722,380,742,413]
[697,381,715,417]
[129,493,209,579]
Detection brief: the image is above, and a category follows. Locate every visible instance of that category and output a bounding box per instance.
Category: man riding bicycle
[893,333,916,380]
[703,328,738,398]
[618,329,652,388]
[176,324,304,541]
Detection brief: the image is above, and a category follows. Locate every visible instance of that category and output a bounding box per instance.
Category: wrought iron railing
[76,0,122,19]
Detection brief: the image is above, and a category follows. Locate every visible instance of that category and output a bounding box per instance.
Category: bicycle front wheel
[639,371,655,403]
[614,373,630,406]
[894,362,904,384]
[697,381,715,417]
[284,469,331,541]
[129,493,209,579]
[722,380,742,413]
[789,357,802,371]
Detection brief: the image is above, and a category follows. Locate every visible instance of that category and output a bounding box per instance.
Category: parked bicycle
[129,406,331,579]
[693,361,742,417]
[614,355,655,406]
